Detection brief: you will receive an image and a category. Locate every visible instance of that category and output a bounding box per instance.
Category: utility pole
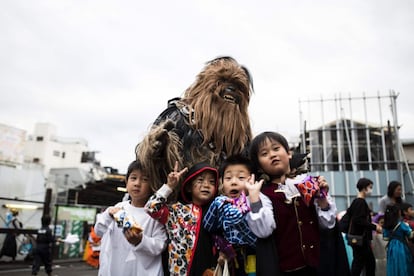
[43,188,52,216]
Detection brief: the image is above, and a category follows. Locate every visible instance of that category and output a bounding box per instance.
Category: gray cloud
[1,0,413,172]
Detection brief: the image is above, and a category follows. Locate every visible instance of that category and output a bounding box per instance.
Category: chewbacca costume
[135,56,254,195]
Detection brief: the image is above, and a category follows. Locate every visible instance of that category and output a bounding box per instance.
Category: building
[0,122,125,228]
[298,92,414,211]
[1,122,126,261]
[0,123,26,167]
[402,139,414,171]
[24,123,91,176]
[305,119,397,172]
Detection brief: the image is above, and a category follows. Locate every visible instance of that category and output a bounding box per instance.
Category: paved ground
[0,258,98,276]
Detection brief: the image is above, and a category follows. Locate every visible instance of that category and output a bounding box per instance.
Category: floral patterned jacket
[145,184,209,276]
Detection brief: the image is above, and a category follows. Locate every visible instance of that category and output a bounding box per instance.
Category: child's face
[257,138,291,178]
[189,171,216,206]
[405,207,414,218]
[222,164,250,198]
[126,169,152,205]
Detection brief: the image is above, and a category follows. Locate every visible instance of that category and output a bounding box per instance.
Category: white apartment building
[24,123,90,176]
[0,122,107,226]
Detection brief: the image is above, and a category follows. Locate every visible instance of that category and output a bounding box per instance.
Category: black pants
[31,245,52,275]
[351,242,375,276]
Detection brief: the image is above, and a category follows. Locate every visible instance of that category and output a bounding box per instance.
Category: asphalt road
[0,260,98,276]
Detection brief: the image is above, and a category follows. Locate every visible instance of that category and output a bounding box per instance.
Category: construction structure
[298,91,413,211]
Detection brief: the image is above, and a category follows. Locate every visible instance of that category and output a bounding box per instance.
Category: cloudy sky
[1,0,413,173]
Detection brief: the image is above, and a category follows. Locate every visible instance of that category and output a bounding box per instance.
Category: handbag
[346,218,364,246]
[203,260,230,276]
[211,260,230,276]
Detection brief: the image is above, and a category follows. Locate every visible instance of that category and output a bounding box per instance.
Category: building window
[53,150,60,157]
[62,152,66,159]
[81,151,95,163]
[33,158,40,163]
[36,136,44,141]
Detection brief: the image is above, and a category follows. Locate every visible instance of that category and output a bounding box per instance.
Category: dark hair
[180,162,219,204]
[383,204,401,230]
[11,209,19,216]
[356,178,373,191]
[41,215,51,227]
[126,160,145,181]
[387,181,402,203]
[400,202,412,213]
[249,131,289,177]
[219,154,252,179]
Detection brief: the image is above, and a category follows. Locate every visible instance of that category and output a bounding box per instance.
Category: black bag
[346,218,363,246]
[346,233,363,246]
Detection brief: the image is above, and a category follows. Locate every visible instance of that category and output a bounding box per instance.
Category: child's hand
[124,228,143,246]
[108,207,122,218]
[315,176,330,209]
[166,161,188,189]
[316,176,329,197]
[245,174,264,203]
[374,223,383,234]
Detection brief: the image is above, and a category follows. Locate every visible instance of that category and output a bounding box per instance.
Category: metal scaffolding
[298,91,413,210]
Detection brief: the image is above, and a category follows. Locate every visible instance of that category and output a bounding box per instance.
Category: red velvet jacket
[262,184,320,272]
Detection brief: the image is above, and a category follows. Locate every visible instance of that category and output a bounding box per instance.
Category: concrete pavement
[0,258,98,276]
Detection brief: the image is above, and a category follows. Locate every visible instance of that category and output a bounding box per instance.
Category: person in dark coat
[31,215,54,276]
[0,209,22,261]
[347,178,382,276]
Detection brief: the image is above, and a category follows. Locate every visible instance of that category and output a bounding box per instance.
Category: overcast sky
[1,0,413,173]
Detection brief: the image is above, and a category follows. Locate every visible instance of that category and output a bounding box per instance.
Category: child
[383,204,414,276]
[203,154,275,275]
[401,202,414,230]
[249,131,337,275]
[401,202,414,273]
[371,213,386,276]
[94,160,166,276]
[83,226,101,268]
[31,215,54,276]
[145,161,219,276]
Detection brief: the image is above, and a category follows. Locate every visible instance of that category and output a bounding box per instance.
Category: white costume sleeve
[246,193,276,238]
[314,194,337,229]
[94,204,121,238]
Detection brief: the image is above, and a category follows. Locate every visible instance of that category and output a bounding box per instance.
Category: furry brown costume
[135,56,253,194]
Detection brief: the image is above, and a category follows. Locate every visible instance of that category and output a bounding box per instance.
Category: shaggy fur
[136,56,253,196]
[181,56,253,157]
[134,120,183,198]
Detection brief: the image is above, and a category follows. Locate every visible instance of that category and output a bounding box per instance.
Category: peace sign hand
[167,161,188,189]
[245,174,264,203]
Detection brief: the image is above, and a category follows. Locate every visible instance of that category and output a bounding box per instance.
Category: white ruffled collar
[273,174,308,202]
